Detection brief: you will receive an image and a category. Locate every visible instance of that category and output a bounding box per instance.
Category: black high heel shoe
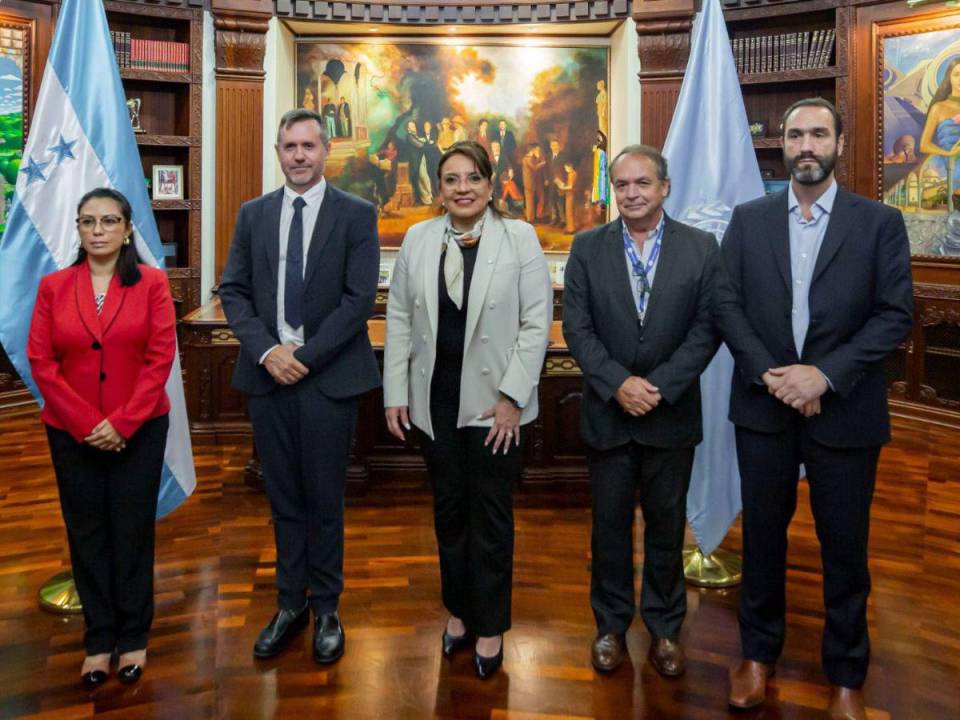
[442,628,471,657]
[118,664,143,684]
[81,670,108,688]
[474,637,504,679]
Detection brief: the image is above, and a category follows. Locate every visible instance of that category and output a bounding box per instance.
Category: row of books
[731,29,835,75]
[110,32,190,73]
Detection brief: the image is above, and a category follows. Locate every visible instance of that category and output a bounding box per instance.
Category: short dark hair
[437,140,501,216]
[609,144,669,182]
[781,97,843,137]
[276,108,328,144]
[73,187,144,287]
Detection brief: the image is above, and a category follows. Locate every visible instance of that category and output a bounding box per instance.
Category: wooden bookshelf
[104,0,202,315]
[724,0,849,186]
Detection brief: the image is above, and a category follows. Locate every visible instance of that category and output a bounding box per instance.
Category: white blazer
[383,211,552,440]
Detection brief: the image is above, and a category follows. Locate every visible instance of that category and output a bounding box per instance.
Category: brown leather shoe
[828,686,866,720]
[648,637,685,677]
[591,633,627,672]
[728,659,774,709]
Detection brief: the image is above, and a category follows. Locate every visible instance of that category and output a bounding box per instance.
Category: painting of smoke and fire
[295,40,610,251]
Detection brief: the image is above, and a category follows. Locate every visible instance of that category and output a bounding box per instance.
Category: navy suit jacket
[219,183,381,399]
[714,187,913,448]
[563,215,721,451]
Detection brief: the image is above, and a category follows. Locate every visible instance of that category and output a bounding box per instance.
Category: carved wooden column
[212,0,271,282]
[633,0,695,149]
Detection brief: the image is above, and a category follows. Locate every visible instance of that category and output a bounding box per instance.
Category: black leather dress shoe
[81,670,108,688]
[442,629,471,657]
[313,611,345,664]
[118,664,143,684]
[253,603,309,658]
[474,638,504,679]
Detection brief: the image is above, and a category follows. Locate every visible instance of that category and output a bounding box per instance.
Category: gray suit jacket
[562,215,720,450]
[219,183,381,399]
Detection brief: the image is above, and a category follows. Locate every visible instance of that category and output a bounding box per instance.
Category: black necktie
[284,196,306,329]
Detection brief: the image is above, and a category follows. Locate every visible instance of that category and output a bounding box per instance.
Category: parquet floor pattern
[0,411,956,719]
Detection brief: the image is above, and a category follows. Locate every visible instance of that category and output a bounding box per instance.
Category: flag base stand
[683,545,742,588]
[38,570,83,614]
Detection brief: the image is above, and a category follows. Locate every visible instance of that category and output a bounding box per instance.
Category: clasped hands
[85,418,125,452]
[616,376,661,416]
[264,344,309,385]
[762,364,827,418]
[385,395,521,455]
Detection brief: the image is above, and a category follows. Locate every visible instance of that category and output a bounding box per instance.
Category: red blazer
[27,263,176,442]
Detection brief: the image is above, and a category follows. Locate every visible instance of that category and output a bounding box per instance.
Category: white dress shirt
[258,178,326,364]
[622,212,665,323]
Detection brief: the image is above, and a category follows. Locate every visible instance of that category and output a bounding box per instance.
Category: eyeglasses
[77,215,124,231]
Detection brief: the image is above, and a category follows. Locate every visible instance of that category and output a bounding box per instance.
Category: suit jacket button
[91,341,101,350]
[488,301,496,309]
[100,372,106,381]
[481,368,490,375]
[481,335,489,343]
[420,368,425,376]
[421,334,427,341]
[415,299,421,308]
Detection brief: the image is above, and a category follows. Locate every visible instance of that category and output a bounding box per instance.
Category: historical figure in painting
[296,41,608,250]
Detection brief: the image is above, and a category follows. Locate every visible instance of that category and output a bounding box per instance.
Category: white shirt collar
[283,177,327,207]
[788,178,837,218]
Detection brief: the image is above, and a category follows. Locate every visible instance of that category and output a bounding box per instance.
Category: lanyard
[622,219,663,316]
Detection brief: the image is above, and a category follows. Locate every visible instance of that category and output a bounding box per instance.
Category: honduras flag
[663,0,764,555]
[0,0,195,518]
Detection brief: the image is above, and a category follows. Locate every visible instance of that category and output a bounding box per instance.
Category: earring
[123,236,131,246]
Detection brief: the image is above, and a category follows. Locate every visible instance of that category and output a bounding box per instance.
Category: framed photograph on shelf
[152,165,183,200]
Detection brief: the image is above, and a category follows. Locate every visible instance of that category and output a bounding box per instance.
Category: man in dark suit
[563,145,720,676]
[715,98,913,719]
[219,108,380,665]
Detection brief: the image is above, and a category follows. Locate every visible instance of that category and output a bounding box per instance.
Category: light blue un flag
[0,0,195,518]
[663,0,764,555]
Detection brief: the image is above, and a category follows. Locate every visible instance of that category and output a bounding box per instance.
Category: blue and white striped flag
[0,0,195,518]
[663,0,764,555]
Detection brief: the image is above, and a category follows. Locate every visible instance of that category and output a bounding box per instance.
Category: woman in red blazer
[27,188,176,688]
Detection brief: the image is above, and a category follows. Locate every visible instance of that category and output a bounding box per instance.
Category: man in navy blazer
[715,98,913,719]
[220,108,380,665]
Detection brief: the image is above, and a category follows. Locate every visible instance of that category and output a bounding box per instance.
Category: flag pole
[683,545,742,588]
[38,570,82,613]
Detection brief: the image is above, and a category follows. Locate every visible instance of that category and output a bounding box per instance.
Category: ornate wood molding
[632,0,694,149]
[273,1,632,23]
[214,16,270,80]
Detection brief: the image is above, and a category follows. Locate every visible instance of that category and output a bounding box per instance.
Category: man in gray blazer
[563,145,720,676]
[220,109,380,665]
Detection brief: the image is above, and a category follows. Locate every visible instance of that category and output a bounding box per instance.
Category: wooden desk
[181,298,589,487]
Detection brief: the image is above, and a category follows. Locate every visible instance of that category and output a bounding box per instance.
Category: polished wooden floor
[0,412,956,719]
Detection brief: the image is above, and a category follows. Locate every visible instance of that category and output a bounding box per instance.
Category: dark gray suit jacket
[219,183,381,399]
[562,215,721,451]
[714,187,913,448]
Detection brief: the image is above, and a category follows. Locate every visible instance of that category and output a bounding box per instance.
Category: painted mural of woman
[920,57,960,156]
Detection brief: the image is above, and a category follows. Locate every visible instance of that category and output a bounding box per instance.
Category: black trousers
[419,403,524,637]
[736,422,879,689]
[248,384,357,615]
[588,441,694,640]
[46,415,168,656]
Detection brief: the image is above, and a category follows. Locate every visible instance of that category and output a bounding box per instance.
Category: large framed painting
[879,19,960,260]
[0,19,30,236]
[295,38,610,254]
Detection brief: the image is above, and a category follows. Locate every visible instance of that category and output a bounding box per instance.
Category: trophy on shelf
[126,97,144,134]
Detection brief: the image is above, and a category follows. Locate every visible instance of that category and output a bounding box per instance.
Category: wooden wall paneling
[213,12,270,282]
[633,1,695,151]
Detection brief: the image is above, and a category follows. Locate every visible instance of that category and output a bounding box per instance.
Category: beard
[785,150,836,184]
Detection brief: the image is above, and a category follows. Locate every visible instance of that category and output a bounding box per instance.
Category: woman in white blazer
[384,141,551,678]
